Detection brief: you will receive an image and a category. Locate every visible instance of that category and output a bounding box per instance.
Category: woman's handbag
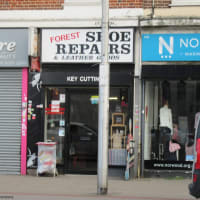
[169,140,181,153]
[172,124,179,141]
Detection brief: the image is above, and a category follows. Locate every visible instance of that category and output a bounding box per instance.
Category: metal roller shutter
[0,69,22,174]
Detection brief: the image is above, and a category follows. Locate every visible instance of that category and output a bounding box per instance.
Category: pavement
[0,173,195,200]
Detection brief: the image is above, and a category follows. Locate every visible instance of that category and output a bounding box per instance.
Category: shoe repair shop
[40,28,134,174]
[141,30,200,175]
[0,29,28,175]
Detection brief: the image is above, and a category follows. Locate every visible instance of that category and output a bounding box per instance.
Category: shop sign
[42,71,132,86]
[42,28,134,63]
[142,33,200,61]
[66,75,99,83]
[0,29,28,67]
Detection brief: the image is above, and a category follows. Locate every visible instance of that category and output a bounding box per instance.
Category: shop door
[65,88,98,174]
[45,88,98,174]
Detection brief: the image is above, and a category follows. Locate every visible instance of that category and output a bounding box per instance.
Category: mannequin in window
[159,99,175,160]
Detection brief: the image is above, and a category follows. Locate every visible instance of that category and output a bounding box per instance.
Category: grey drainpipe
[151,0,155,18]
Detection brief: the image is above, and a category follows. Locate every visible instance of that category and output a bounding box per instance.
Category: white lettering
[80,76,86,82]
[79,76,99,82]
[66,76,78,82]
[0,42,6,51]
[0,41,16,52]
[180,38,188,48]
[180,38,200,49]
[7,42,16,52]
[190,38,199,48]
[159,36,173,55]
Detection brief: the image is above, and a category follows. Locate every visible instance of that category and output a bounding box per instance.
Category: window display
[144,80,198,170]
[108,88,130,167]
[159,100,174,160]
[112,113,125,125]
[110,113,126,149]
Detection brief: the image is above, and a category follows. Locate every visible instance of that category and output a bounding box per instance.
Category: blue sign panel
[142,33,200,61]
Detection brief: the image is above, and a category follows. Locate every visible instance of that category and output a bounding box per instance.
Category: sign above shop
[142,33,200,61]
[42,28,134,63]
[66,75,99,83]
[0,29,28,67]
[41,71,132,86]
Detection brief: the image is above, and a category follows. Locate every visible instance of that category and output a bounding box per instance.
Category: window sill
[170,1,200,6]
[170,4,200,6]
[64,0,100,6]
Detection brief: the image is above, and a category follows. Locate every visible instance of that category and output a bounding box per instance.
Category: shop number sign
[42,28,134,63]
[142,33,200,61]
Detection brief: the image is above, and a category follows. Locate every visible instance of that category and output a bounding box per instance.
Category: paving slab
[0,174,194,200]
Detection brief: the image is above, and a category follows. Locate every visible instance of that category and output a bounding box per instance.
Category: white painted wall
[144,7,200,18]
[0,4,143,27]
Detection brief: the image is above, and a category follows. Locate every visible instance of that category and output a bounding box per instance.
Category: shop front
[40,28,134,174]
[141,32,200,176]
[0,29,29,175]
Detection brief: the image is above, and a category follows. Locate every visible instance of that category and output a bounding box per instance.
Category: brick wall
[109,0,171,9]
[110,0,142,8]
[0,0,64,10]
[143,0,171,8]
[0,0,171,10]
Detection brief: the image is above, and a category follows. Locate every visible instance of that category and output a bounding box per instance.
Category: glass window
[44,87,131,171]
[109,88,131,167]
[144,80,197,170]
[67,89,98,173]
[45,88,66,165]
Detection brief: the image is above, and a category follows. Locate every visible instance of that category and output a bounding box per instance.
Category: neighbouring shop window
[144,80,198,170]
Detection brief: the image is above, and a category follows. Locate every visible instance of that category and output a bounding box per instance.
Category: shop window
[144,80,197,170]
[44,87,131,170]
[108,88,131,167]
[45,88,66,165]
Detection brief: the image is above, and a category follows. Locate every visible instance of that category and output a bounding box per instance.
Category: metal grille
[0,69,22,174]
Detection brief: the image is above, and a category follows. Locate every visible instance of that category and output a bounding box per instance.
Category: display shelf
[110,125,126,149]
[112,113,125,125]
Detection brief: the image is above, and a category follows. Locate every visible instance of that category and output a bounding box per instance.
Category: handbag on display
[169,140,181,153]
[172,124,179,141]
